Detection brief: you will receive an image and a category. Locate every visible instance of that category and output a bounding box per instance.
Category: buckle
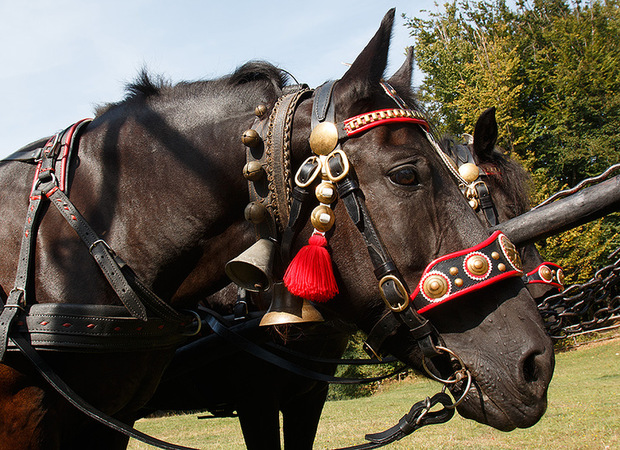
[325,149,350,182]
[295,156,322,187]
[379,275,410,312]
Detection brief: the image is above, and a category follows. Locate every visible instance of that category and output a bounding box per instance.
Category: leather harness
[0,77,564,450]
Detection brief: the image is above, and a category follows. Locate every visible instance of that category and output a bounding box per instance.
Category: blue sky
[0,1,439,158]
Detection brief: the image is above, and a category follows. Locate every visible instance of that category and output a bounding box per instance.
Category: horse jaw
[422,281,555,431]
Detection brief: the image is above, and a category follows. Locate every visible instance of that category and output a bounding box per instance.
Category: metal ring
[88,239,111,255]
[180,309,202,337]
[442,370,473,409]
[421,345,467,384]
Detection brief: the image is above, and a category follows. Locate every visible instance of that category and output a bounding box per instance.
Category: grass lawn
[128,335,619,449]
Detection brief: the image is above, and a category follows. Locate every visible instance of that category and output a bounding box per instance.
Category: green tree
[405,0,620,280]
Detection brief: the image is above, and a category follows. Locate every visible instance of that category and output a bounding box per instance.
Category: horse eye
[388,165,419,186]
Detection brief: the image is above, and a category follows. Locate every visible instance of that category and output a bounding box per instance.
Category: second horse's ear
[473,107,498,161]
[388,47,414,91]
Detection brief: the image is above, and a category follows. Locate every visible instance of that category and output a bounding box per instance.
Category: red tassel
[284,233,338,302]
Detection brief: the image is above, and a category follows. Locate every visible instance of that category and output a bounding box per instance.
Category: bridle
[238,79,532,420]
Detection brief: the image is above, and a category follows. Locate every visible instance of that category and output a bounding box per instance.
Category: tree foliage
[406,0,620,281]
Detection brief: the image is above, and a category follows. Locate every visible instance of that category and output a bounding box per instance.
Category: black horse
[143,105,556,450]
[0,9,554,449]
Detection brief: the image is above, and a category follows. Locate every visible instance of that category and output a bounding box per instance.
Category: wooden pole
[492,175,620,246]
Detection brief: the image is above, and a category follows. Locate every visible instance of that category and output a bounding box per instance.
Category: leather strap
[0,193,45,360]
[5,303,191,353]
[10,333,198,450]
[337,393,454,449]
[203,310,405,385]
[41,185,148,321]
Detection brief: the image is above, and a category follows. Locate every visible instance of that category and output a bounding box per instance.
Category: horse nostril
[522,352,540,383]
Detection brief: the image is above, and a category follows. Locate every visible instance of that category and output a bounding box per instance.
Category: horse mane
[94,61,289,117]
[483,150,532,214]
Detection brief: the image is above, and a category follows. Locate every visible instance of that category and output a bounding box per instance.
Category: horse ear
[336,9,395,100]
[388,47,414,90]
[473,107,498,161]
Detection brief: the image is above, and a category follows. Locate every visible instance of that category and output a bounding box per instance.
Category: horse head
[281,9,554,431]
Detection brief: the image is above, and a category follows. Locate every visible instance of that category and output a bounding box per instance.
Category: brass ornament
[491,252,500,260]
[315,182,337,204]
[242,129,261,148]
[499,234,523,271]
[423,274,449,299]
[557,268,565,286]
[244,202,268,224]
[309,122,339,156]
[259,283,324,326]
[225,239,276,292]
[449,267,459,276]
[254,104,268,118]
[539,265,553,282]
[466,254,490,277]
[454,278,464,287]
[459,162,480,183]
[468,198,480,210]
[498,263,506,272]
[243,161,264,181]
[311,205,335,232]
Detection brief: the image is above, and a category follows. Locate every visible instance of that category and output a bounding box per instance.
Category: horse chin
[451,380,549,431]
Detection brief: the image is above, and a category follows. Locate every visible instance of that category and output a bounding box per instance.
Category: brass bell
[225,239,276,292]
[459,162,480,183]
[244,202,268,224]
[315,181,337,204]
[243,161,264,181]
[255,104,268,118]
[242,129,261,148]
[260,282,324,326]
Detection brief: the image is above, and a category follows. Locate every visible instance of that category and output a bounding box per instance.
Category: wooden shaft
[492,175,620,246]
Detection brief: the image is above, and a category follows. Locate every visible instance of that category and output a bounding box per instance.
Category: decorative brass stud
[315,182,337,204]
[539,265,553,282]
[557,268,565,285]
[499,235,523,271]
[498,263,506,272]
[310,205,335,232]
[309,122,339,156]
[449,267,459,276]
[423,274,449,299]
[491,251,500,260]
[466,254,489,277]
[459,162,480,183]
[254,104,268,118]
[454,278,464,287]
[243,161,264,181]
[244,202,268,224]
[242,129,261,148]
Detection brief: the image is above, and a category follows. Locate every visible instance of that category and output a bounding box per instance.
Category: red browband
[343,108,430,137]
